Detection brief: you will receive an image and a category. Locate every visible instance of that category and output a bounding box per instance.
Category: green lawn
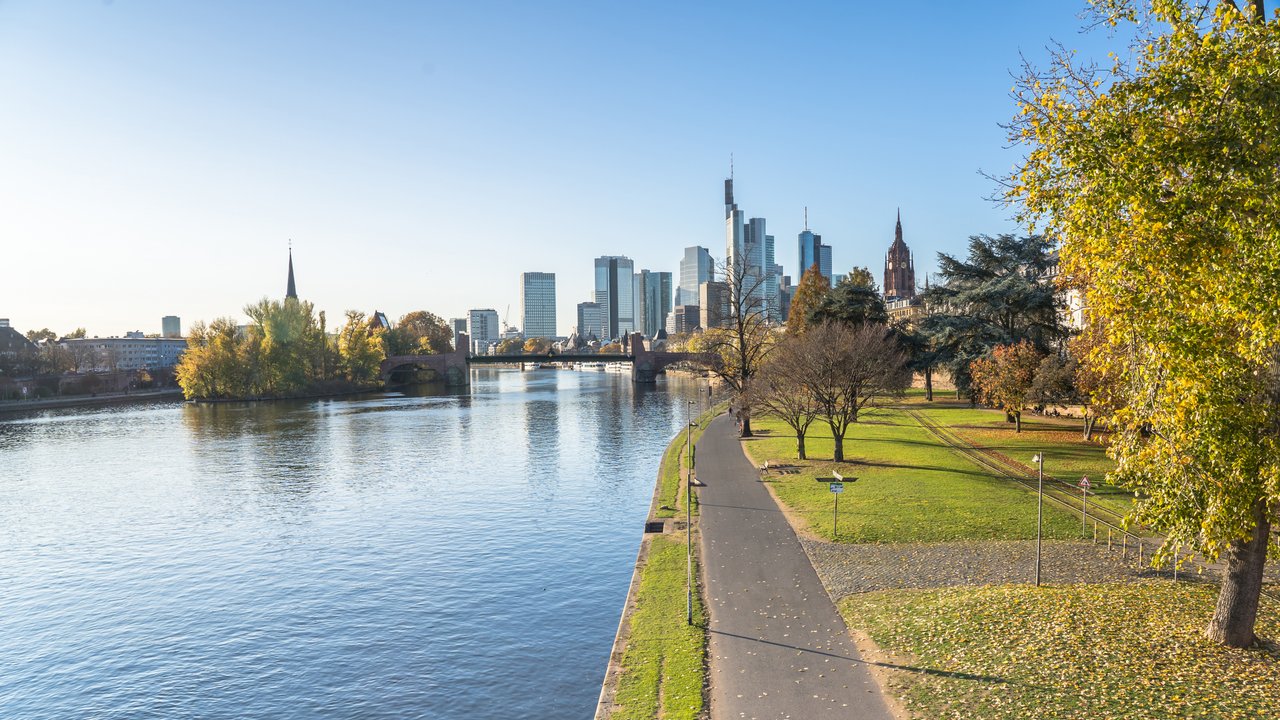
[611,533,706,720]
[744,409,1090,543]
[842,581,1280,720]
[909,399,1132,517]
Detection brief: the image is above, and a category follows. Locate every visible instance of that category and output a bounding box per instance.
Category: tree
[786,266,830,334]
[495,337,523,355]
[523,337,550,354]
[918,234,1063,398]
[753,336,822,459]
[25,328,56,343]
[809,268,888,328]
[337,311,386,384]
[1008,0,1280,646]
[802,322,910,462]
[970,341,1043,433]
[66,328,86,339]
[386,311,454,356]
[699,257,776,437]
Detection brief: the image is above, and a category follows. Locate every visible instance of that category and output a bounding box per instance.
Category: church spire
[286,242,297,300]
[895,208,903,244]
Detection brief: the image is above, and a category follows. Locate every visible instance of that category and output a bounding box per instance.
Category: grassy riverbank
[843,580,1280,719]
[610,533,706,720]
[741,406,1089,543]
[654,402,725,519]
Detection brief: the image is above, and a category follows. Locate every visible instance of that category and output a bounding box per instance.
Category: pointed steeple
[286,243,297,300]
[895,208,903,244]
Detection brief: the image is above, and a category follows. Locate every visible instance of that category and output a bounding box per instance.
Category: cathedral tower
[883,209,915,301]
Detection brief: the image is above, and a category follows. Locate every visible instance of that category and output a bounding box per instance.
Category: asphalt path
[697,415,893,720]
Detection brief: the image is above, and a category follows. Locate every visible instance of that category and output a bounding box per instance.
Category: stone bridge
[380,332,715,386]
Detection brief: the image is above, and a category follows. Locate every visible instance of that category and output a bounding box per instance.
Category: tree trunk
[832,434,844,462]
[1206,498,1271,647]
[740,414,752,438]
[1014,411,1022,433]
[925,366,933,401]
[1083,410,1095,441]
[796,432,806,460]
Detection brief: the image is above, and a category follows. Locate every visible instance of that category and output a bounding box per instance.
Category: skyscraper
[593,256,635,340]
[678,246,714,306]
[797,209,833,286]
[576,302,603,340]
[632,270,673,337]
[723,175,780,321]
[161,316,181,338]
[884,209,917,302]
[449,318,468,351]
[520,272,557,339]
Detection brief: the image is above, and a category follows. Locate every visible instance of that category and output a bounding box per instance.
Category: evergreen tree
[786,266,830,334]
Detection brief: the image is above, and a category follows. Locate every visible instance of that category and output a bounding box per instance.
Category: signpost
[816,470,855,539]
[1078,476,1091,532]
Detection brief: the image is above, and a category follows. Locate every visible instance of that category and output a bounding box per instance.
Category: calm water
[0,369,706,719]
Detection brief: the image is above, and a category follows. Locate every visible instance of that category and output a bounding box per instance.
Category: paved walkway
[697,415,892,720]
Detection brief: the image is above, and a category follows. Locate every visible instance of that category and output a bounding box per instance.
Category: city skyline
[1,2,1119,337]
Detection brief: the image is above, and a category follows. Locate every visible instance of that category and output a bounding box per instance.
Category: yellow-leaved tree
[1010,0,1280,646]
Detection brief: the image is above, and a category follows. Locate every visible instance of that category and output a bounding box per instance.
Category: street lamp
[686,399,695,626]
[1032,452,1044,587]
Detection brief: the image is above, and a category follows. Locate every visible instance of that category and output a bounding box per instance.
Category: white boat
[577,362,606,371]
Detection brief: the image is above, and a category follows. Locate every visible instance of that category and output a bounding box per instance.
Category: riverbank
[0,388,184,414]
[595,403,722,720]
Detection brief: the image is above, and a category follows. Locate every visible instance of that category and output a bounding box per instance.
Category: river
[0,368,708,719]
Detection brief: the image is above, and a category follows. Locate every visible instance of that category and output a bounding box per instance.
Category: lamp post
[1032,452,1044,587]
[686,399,695,626]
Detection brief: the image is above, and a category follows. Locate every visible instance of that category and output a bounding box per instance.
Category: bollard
[1173,543,1179,581]
[1123,534,1127,558]
[1107,527,1112,550]
[1138,541,1143,567]
[1093,521,1097,543]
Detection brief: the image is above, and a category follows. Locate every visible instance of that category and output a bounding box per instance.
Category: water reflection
[0,369,702,720]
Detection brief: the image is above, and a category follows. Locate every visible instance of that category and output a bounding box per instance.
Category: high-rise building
[723,175,780,322]
[467,309,500,354]
[672,305,701,334]
[161,316,181,338]
[520,272,557,339]
[884,209,917,302]
[449,318,468,351]
[593,256,635,340]
[576,302,603,341]
[677,246,714,306]
[699,281,729,330]
[632,270,674,338]
[797,209,834,286]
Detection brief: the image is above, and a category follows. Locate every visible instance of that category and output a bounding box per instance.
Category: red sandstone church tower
[883,209,916,302]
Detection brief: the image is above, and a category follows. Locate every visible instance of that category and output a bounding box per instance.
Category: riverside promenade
[697,415,892,720]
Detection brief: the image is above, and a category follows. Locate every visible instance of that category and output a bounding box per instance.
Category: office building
[677,246,714,306]
[797,209,834,286]
[161,316,181,338]
[520,272,557,339]
[59,336,188,371]
[672,305,701,334]
[593,256,635,340]
[632,270,673,338]
[467,309,500,354]
[449,318,468,351]
[699,281,729,330]
[576,302,603,340]
[723,176,780,322]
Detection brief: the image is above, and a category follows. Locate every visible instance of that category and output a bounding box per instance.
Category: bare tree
[803,322,911,462]
[697,255,775,437]
[753,338,821,459]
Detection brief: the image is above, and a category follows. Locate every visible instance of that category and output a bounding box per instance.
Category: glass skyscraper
[593,256,635,340]
[678,246,714,307]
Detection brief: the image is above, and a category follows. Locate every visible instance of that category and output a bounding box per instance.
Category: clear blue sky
[1,1,1117,337]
